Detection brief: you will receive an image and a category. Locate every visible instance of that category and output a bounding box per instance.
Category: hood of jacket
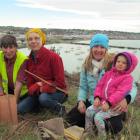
[112,52,138,74]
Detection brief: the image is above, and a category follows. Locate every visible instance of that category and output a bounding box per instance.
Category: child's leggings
[85,105,120,135]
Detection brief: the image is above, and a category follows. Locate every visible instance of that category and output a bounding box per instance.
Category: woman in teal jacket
[66,33,137,134]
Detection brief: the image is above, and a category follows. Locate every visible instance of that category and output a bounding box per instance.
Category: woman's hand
[102,102,109,112]
[28,83,40,96]
[112,99,128,112]
[78,100,86,114]
[39,81,56,93]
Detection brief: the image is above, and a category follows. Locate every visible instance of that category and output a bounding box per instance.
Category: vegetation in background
[0,26,140,48]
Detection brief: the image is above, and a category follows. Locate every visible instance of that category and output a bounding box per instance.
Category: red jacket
[27,46,66,90]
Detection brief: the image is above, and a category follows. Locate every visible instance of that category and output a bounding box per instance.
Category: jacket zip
[104,78,112,99]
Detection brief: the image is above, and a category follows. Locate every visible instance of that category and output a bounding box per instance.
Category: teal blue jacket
[130,82,137,103]
[78,68,104,104]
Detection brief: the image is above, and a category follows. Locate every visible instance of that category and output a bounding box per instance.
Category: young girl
[85,52,138,136]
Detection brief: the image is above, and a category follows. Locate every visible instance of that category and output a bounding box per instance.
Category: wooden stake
[25,70,68,95]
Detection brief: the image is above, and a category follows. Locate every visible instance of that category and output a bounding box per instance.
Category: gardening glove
[28,83,40,96]
[40,81,56,94]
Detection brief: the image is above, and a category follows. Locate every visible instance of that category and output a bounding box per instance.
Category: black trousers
[66,100,124,134]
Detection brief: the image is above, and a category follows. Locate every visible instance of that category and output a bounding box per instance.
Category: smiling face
[91,45,107,61]
[1,45,17,60]
[27,32,42,51]
[115,55,127,71]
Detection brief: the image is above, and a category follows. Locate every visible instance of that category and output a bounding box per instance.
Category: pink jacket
[94,52,138,107]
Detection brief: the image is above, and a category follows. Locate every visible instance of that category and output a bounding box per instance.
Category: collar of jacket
[29,46,48,62]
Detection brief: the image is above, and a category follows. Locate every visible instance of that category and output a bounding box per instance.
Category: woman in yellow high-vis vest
[0,35,28,113]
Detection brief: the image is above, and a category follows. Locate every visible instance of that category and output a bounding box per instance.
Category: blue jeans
[18,91,67,114]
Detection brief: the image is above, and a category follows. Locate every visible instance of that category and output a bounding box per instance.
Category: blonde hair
[25,28,46,45]
[82,50,115,72]
[82,50,93,72]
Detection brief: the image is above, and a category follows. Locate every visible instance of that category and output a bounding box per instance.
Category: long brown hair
[82,50,115,72]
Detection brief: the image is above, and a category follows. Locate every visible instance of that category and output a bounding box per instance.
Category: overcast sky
[0,0,140,32]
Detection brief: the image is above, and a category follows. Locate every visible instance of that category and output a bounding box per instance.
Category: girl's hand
[102,102,109,112]
[94,98,101,108]
[78,101,86,114]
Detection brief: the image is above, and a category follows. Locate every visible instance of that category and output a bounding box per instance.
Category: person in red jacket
[19,28,67,116]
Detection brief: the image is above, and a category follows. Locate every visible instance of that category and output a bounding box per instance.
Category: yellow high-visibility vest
[0,51,28,96]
